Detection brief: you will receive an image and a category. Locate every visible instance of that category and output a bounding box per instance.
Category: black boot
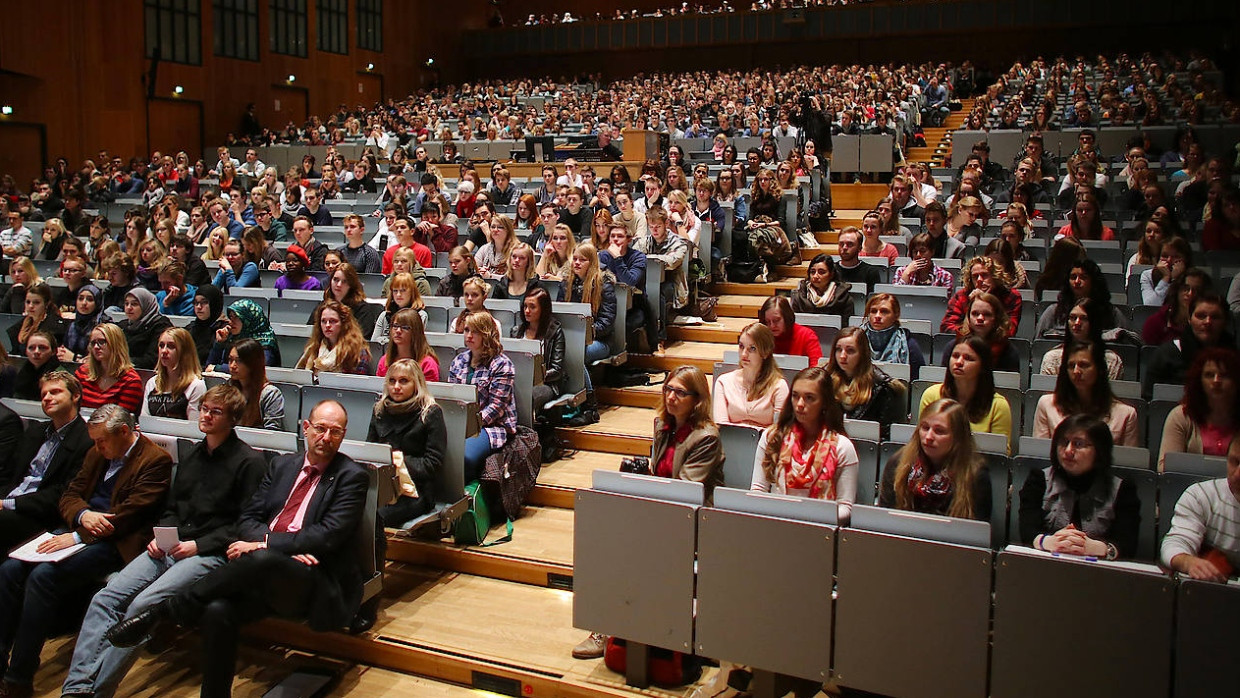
[566,391,599,427]
[105,601,173,648]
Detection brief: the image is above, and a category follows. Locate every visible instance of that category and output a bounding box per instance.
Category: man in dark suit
[106,400,369,698]
[0,404,172,698]
[0,370,92,554]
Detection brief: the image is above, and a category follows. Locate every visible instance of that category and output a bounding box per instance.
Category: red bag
[603,637,702,687]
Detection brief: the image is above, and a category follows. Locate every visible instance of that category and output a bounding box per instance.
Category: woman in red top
[73,323,143,413]
[1056,193,1115,241]
[759,296,823,366]
[1201,188,1240,252]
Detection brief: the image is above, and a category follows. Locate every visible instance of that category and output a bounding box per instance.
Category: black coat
[511,318,566,394]
[12,357,63,401]
[367,403,446,509]
[119,315,174,370]
[0,415,91,531]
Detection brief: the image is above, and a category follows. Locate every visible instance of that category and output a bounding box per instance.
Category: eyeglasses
[1058,439,1094,451]
[200,407,227,419]
[663,385,698,399]
[391,324,412,332]
[307,423,346,439]
[88,339,108,347]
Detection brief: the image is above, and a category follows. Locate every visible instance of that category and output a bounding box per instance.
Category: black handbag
[727,258,764,284]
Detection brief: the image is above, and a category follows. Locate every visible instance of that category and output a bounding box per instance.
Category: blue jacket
[156,283,197,316]
[213,263,259,291]
[598,246,647,289]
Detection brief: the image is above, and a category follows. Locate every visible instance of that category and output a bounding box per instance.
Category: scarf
[124,287,163,333]
[315,343,340,372]
[906,456,954,515]
[17,313,45,346]
[65,284,103,356]
[864,322,910,365]
[228,299,277,349]
[803,280,838,309]
[778,424,840,499]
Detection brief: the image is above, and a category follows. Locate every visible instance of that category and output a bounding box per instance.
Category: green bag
[453,481,513,547]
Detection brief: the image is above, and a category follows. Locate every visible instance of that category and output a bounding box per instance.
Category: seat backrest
[718,423,762,490]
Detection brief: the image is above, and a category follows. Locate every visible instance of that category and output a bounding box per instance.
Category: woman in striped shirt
[73,323,143,413]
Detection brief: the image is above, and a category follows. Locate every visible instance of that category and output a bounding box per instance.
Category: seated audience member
[1140,237,1192,307]
[1202,188,1240,252]
[369,359,446,526]
[652,366,725,495]
[908,201,966,260]
[338,214,382,274]
[373,272,425,344]
[0,370,92,553]
[833,227,881,292]
[1041,299,1127,380]
[317,262,381,338]
[920,336,1012,447]
[1126,215,1167,281]
[633,206,689,351]
[1143,268,1211,346]
[103,401,368,698]
[712,323,790,428]
[451,277,502,336]
[382,246,431,299]
[598,223,648,292]
[1159,431,1240,581]
[558,242,616,426]
[859,211,899,263]
[412,200,456,254]
[1158,348,1240,471]
[880,398,992,520]
[512,288,566,428]
[53,257,91,309]
[133,239,167,293]
[273,245,323,292]
[941,257,1022,336]
[227,338,285,430]
[117,287,173,370]
[296,185,335,225]
[752,366,860,521]
[155,262,196,316]
[436,246,484,301]
[985,238,1028,290]
[1056,193,1115,241]
[61,385,265,698]
[169,235,211,288]
[863,292,927,378]
[448,313,518,482]
[74,324,144,413]
[206,299,281,369]
[759,296,823,367]
[536,224,576,281]
[381,216,432,274]
[142,327,206,421]
[942,291,1020,373]
[58,284,103,362]
[1144,293,1233,395]
[377,309,438,381]
[13,331,62,401]
[290,216,330,270]
[1034,341,1139,445]
[895,233,955,288]
[1034,237,1086,299]
[490,243,543,304]
[186,285,224,366]
[944,196,984,244]
[8,283,64,356]
[790,253,853,321]
[1,257,40,315]
[1035,259,1126,337]
[211,239,259,291]
[825,327,908,435]
[0,404,172,696]
[296,301,372,375]
[1020,415,1140,559]
[474,215,518,278]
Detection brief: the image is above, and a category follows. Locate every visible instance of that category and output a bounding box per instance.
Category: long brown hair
[738,322,783,402]
[297,300,367,372]
[655,366,714,431]
[892,398,981,519]
[384,308,436,369]
[825,327,875,408]
[760,366,845,486]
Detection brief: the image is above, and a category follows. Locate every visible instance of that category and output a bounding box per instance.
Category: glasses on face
[89,339,108,348]
[1058,438,1094,451]
[663,385,697,399]
[391,324,412,333]
[307,423,346,439]
[201,407,227,419]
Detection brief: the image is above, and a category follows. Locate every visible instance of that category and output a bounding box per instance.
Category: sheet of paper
[9,532,86,563]
[153,527,181,553]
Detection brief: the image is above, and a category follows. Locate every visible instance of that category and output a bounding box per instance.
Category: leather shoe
[104,602,171,648]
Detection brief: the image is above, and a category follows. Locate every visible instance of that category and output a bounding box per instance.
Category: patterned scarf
[865,322,910,365]
[779,424,840,499]
[228,299,277,349]
[906,456,954,515]
[803,280,838,309]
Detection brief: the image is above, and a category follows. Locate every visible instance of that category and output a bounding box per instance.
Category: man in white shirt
[237,149,266,177]
[556,159,584,188]
[1160,434,1240,582]
[1,210,33,260]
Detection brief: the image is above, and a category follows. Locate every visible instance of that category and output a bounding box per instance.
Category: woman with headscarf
[116,287,173,370]
[186,284,224,366]
[205,298,281,370]
[58,284,104,362]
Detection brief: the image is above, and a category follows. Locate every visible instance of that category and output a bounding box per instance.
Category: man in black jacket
[0,370,88,554]
[62,384,265,698]
[107,400,369,698]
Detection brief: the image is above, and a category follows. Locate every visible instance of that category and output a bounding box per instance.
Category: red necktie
[272,466,320,533]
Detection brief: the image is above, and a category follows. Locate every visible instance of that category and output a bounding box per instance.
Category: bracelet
[1035,534,1045,551]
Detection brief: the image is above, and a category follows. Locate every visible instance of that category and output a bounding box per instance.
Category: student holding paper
[62,385,266,698]
[0,405,172,698]
[0,370,92,554]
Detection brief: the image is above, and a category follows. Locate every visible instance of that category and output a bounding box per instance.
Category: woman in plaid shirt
[448,312,518,482]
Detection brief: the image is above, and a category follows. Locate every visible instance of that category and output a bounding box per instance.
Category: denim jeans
[464,433,498,483]
[62,552,224,697]
[583,340,610,391]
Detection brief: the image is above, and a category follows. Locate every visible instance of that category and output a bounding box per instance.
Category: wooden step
[712,279,799,298]
[599,384,664,410]
[558,404,655,455]
[532,449,625,508]
[248,568,719,698]
[387,505,575,588]
[668,315,750,344]
[713,292,773,315]
[828,183,891,209]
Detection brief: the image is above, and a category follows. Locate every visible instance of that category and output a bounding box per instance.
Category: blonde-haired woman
[202,226,228,262]
[372,272,426,345]
[665,189,701,249]
[451,277,502,336]
[74,323,143,413]
[474,214,517,278]
[491,242,542,304]
[879,398,991,520]
[141,326,206,420]
[558,242,617,426]
[369,357,447,524]
[295,300,372,375]
[37,218,69,261]
[1,257,42,314]
[945,195,984,244]
[536,224,575,280]
[712,323,789,428]
[448,312,518,481]
[752,366,860,522]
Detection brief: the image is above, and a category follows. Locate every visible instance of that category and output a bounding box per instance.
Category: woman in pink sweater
[713,323,789,428]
